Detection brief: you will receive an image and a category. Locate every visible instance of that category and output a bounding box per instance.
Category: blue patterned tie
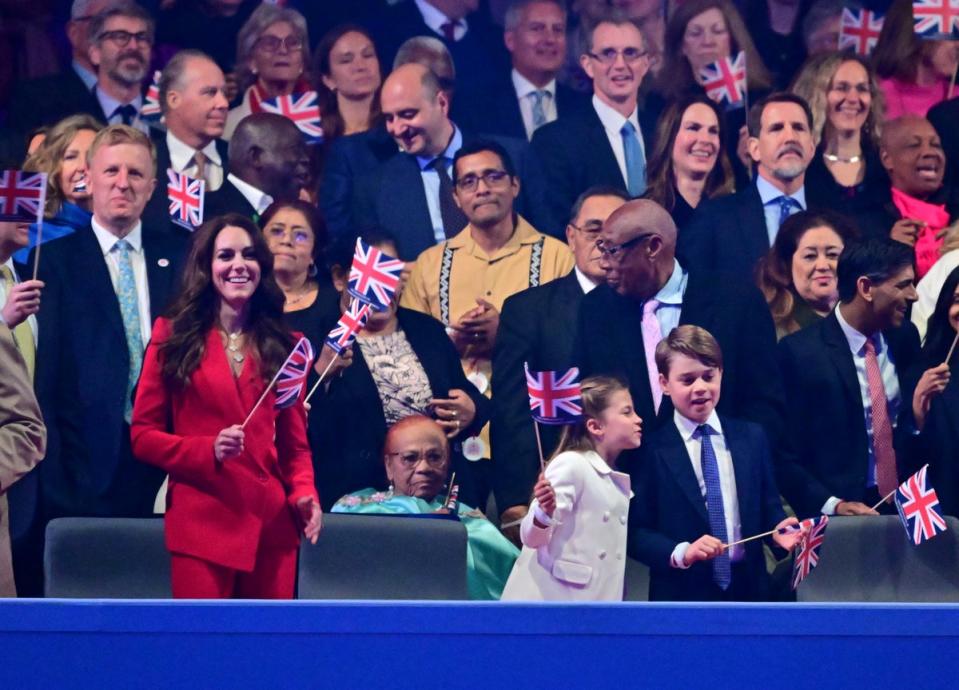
[530,90,547,130]
[114,239,144,422]
[620,121,646,197]
[697,424,731,590]
[776,195,800,229]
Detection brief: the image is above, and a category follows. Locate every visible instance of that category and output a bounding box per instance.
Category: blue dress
[14,202,92,263]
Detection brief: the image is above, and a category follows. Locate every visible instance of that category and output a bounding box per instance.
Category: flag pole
[945,331,959,365]
[241,363,287,429]
[870,489,897,512]
[723,522,805,549]
[950,61,958,101]
[304,355,338,405]
[31,176,47,281]
[742,54,752,182]
[534,419,546,473]
[444,472,457,507]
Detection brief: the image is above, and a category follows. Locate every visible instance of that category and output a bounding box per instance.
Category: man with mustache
[87,2,155,134]
[680,93,817,281]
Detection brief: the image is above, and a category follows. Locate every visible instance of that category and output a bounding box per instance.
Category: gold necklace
[226,331,245,364]
[284,280,314,307]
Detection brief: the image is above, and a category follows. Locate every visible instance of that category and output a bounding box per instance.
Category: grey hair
[393,36,456,92]
[88,1,155,44]
[158,49,216,115]
[235,3,310,92]
[504,0,567,32]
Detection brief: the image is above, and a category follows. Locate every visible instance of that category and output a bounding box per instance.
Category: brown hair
[551,375,629,458]
[654,325,723,376]
[313,24,383,143]
[87,124,157,177]
[23,113,103,216]
[873,0,926,82]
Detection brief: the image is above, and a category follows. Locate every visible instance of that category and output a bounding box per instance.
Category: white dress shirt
[166,131,224,191]
[0,259,38,345]
[414,0,468,39]
[591,94,645,188]
[574,266,599,294]
[91,217,152,345]
[512,69,558,140]
[755,174,806,247]
[227,173,273,216]
[415,126,464,244]
[670,410,744,568]
[95,88,149,134]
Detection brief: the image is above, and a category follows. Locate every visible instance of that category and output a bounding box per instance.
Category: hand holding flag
[303,298,371,404]
[241,336,315,427]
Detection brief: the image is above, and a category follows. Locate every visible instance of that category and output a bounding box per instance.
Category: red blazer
[131,318,318,571]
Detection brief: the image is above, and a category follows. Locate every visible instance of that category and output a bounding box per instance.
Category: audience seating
[797,516,959,602]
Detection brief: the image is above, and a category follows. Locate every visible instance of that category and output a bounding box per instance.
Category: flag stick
[722,522,805,549]
[870,489,897,512]
[31,177,47,281]
[241,362,287,429]
[945,331,959,365]
[743,54,752,182]
[949,61,958,102]
[444,472,457,506]
[303,354,339,405]
[533,419,546,473]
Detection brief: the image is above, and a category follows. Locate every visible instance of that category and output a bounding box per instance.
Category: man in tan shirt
[402,139,573,506]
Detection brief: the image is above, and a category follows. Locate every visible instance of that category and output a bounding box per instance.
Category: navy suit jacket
[627,415,786,601]
[776,311,921,517]
[30,224,186,519]
[202,177,258,221]
[458,77,590,141]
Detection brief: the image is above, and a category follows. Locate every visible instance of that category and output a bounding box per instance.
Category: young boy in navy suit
[627,325,806,601]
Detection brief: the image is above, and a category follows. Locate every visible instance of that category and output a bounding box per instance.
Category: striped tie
[113,240,144,422]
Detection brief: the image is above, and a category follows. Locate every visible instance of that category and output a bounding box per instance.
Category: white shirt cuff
[532,504,553,527]
[670,542,692,569]
[822,496,842,516]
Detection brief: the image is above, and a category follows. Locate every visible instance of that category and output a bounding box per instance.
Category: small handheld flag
[167,169,205,230]
[141,70,162,122]
[895,464,948,544]
[348,238,405,310]
[260,91,324,143]
[325,298,371,354]
[912,0,959,39]
[792,515,829,590]
[525,364,583,425]
[839,8,885,55]
[274,337,315,409]
[0,170,46,222]
[698,51,747,109]
[445,484,459,513]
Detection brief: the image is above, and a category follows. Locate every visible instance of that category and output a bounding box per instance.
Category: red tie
[440,21,458,41]
[864,338,897,498]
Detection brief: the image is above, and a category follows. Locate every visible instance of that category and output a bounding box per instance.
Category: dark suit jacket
[627,415,786,601]
[776,311,921,517]
[352,129,552,260]
[678,184,768,278]
[31,224,186,519]
[928,97,959,205]
[491,271,585,511]
[575,272,785,447]
[5,68,101,148]
[308,308,490,510]
[531,105,658,237]
[458,77,590,141]
[202,177,258,221]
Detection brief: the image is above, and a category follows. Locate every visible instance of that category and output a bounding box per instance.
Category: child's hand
[533,472,556,517]
[683,535,725,566]
[771,517,806,552]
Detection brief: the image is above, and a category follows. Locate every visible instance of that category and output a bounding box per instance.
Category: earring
[308,262,318,278]
[387,482,394,498]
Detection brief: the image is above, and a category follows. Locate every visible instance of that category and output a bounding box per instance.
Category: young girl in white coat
[501,376,642,601]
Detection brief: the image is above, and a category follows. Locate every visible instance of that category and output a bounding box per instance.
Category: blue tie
[530,90,548,130]
[114,239,144,422]
[620,121,646,197]
[776,195,799,229]
[697,424,731,590]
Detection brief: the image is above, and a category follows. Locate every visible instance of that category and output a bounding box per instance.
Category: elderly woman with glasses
[332,414,519,599]
[224,3,312,140]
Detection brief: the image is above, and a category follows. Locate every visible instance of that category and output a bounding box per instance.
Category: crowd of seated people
[2,0,959,603]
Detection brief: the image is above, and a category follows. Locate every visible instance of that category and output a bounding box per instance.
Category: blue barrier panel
[1,600,959,689]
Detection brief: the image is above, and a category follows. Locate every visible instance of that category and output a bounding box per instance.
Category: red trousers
[170,546,298,599]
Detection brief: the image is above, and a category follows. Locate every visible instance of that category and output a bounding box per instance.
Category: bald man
[350,63,552,260]
[574,199,785,457]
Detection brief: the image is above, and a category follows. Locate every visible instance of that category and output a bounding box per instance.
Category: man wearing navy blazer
[531,13,657,237]
[352,63,552,260]
[777,238,922,519]
[679,93,817,280]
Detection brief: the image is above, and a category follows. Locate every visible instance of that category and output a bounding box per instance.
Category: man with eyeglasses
[491,186,628,543]
[87,2,156,134]
[403,140,573,508]
[531,10,658,237]
[575,198,785,458]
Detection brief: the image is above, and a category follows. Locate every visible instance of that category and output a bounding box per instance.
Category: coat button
[602,511,610,522]
[619,515,627,525]
[598,550,607,559]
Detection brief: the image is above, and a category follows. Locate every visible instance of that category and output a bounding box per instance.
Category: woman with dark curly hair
[131,213,321,599]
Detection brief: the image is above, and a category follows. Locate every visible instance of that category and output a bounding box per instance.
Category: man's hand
[683,535,725,566]
[836,500,879,516]
[1,279,43,328]
[890,218,924,247]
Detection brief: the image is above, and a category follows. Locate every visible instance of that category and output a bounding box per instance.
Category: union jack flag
[698,51,746,109]
[0,170,46,222]
[792,515,829,590]
[839,8,885,55]
[141,70,162,121]
[167,169,205,229]
[260,91,324,143]
[348,238,405,310]
[912,0,959,39]
[895,464,949,544]
[525,364,582,425]
[325,298,372,354]
[274,337,315,409]
[445,484,460,513]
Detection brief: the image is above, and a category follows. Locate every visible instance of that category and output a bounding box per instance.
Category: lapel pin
[157,258,170,268]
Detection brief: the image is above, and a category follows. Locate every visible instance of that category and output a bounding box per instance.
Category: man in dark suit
[531,12,657,237]
[491,186,627,533]
[777,237,922,519]
[575,199,785,453]
[679,93,817,280]
[204,113,310,221]
[353,63,551,259]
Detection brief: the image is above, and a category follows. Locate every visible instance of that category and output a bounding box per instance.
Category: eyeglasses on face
[595,233,654,260]
[569,221,604,236]
[386,449,448,467]
[255,35,304,54]
[454,169,511,193]
[588,47,648,65]
[99,30,153,47]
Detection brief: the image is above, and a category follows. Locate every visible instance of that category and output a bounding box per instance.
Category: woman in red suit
[131,213,322,599]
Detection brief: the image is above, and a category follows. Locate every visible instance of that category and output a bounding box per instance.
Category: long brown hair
[159,213,294,387]
[872,0,925,82]
[313,23,383,142]
[551,376,629,459]
[644,94,734,212]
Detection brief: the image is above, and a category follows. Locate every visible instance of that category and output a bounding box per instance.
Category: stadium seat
[797,515,959,602]
[44,518,171,598]
[297,513,469,600]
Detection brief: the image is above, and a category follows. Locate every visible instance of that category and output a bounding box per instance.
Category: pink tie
[641,299,663,413]
[864,338,897,498]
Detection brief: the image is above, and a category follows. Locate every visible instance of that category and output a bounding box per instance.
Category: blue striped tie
[697,424,731,590]
[620,121,646,197]
[114,239,144,422]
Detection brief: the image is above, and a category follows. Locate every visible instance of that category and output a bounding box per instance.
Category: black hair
[747,92,815,138]
[921,265,959,366]
[451,139,517,184]
[836,237,915,303]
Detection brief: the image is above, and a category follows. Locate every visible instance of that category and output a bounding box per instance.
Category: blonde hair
[87,124,157,178]
[551,375,629,459]
[23,114,103,217]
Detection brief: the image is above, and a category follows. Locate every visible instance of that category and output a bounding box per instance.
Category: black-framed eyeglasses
[569,221,604,236]
[99,30,153,47]
[596,233,654,260]
[588,47,648,65]
[386,449,448,468]
[255,35,304,54]
[454,169,511,193]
